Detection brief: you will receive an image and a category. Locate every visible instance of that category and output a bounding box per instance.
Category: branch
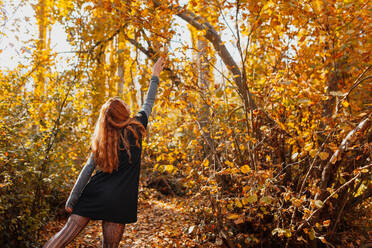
[316,116,371,200]
[333,65,372,116]
[151,1,292,140]
[152,0,257,110]
[347,75,372,98]
[90,26,124,52]
[347,164,372,209]
[299,129,335,194]
[286,129,335,241]
[348,187,372,209]
[346,65,372,98]
[296,171,363,233]
[124,33,182,86]
[31,67,80,216]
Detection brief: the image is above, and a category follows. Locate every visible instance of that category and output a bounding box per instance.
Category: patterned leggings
[43,214,126,248]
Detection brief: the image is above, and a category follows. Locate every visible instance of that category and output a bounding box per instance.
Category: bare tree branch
[152,0,257,110]
[124,32,182,86]
[296,170,366,234]
[316,116,371,201]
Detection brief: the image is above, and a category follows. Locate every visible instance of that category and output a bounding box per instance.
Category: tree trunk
[117,34,125,96]
[35,0,47,99]
[92,46,107,121]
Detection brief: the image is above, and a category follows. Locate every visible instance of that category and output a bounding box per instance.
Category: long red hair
[91,97,146,173]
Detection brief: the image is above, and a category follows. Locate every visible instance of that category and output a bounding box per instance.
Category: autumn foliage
[0,0,371,247]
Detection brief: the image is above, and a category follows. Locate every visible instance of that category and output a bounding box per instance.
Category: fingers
[153,57,165,74]
[157,56,165,64]
[152,49,167,77]
[65,206,73,213]
[157,57,165,68]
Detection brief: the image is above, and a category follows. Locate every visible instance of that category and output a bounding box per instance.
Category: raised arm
[139,56,165,119]
[65,152,95,212]
[140,75,160,118]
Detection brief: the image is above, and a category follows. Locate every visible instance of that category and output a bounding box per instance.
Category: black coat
[71,111,148,224]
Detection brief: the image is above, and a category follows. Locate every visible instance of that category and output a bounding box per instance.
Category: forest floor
[39,185,219,248]
[38,181,371,248]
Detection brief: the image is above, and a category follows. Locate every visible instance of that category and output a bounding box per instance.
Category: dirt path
[40,188,219,247]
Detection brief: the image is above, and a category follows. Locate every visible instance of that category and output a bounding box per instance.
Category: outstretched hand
[65,206,73,213]
[152,56,166,78]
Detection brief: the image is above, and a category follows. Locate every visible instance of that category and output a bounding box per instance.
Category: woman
[43,56,166,248]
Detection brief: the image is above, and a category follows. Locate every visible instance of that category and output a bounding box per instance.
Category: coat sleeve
[65,153,95,209]
[137,75,160,126]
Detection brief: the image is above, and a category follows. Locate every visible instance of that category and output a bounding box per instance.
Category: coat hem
[71,211,137,225]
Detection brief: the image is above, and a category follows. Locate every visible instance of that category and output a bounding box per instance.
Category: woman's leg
[102,220,126,248]
[43,214,90,248]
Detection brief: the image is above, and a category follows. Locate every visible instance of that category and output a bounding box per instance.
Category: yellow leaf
[202,159,209,168]
[225,161,234,167]
[319,152,329,160]
[342,100,349,107]
[142,8,149,16]
[260,196,273,205]
[246,194,258,203]
[234,217,244,225]
[285,229,292,238]
[309,149,317,158]
[284,193,290,201]
[308,227,315,240]
[235,199,243,208]
[165,164,173,173]
[311,0,323,13]
[227,213,240,219]
[277,121,287,131]
[323,219,331,227]
[314,200,323,208]
[315,222,322,230]
[304,142,313,152]
[240,165,251,174]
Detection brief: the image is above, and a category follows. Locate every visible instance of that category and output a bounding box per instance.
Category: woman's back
[72,110,149,224]
[117,112,148,170]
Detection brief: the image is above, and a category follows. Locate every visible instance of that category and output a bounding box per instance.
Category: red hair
[91,97,146,173]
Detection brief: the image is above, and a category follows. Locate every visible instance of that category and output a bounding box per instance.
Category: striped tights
[43,214,126,248]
